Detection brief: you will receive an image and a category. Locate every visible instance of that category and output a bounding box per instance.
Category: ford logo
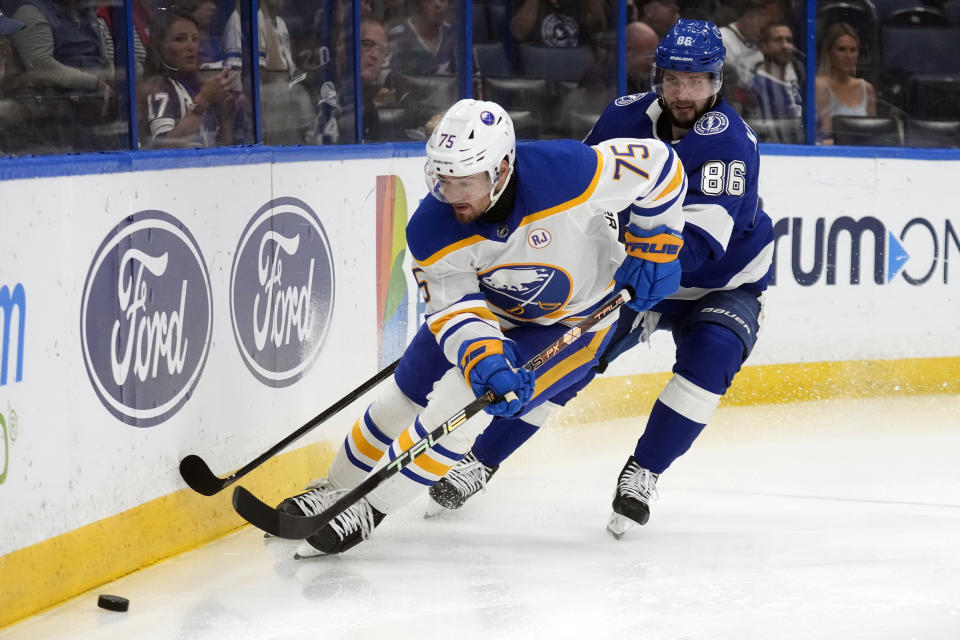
[230,197,335,387]
[80,211,212,427]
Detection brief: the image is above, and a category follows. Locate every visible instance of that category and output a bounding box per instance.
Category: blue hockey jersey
[584,92,774,302]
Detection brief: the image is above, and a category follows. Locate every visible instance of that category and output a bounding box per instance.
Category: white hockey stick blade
[606,511,636,540]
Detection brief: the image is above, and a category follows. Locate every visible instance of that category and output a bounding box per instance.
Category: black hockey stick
[232,289,631,539]
[179,359,400,496]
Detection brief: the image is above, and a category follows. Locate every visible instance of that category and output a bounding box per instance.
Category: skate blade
[423,499,449,519]
[293,541,326,560]
[606,512,636,540]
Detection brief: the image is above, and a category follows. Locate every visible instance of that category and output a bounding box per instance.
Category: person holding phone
[140,6,240,148]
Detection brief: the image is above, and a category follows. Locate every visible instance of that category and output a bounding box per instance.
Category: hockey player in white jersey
[429,19,775,539]
[277,98,687,556]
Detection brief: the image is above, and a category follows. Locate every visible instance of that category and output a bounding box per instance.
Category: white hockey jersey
[407,138,687,366]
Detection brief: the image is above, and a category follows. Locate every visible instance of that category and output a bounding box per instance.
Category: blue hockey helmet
[652,19,725,97]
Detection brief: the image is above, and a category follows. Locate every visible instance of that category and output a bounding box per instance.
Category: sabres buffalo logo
[479,265,572,319]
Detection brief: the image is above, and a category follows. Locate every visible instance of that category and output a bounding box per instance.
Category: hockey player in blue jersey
[429,18,775,539]
[277,98,689,556]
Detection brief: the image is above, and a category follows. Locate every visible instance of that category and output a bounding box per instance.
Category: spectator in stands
[561,19,658,132]
[5,0,117,152]
[96,0,153,77]
[381,0,407,28]
[639,0,679,38]
[0,9,23,35]
[509,0,608,48]
[358,0,406,28]
[0,9,25,154]
[389,0,457,76]
[570,19,657,111]
[337,18,413,142]
[189,0,222,70]
[223,0,294,75]
[222,0,316,144]
[0,10,24,80]
[749,21,802,120]
[814,22,876,144]
[719,0,782,110]
[140,7,239,148]
[626,19,658,93]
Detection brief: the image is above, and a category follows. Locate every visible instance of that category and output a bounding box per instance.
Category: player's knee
[657,374,722,425]
[368,376,424,429]
[674,323,746,395]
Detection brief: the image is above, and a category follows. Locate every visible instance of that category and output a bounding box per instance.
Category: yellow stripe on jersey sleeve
[416,234,488,267]
[654,159,685,201]
[519,148,605,228]
[428,305,500,337]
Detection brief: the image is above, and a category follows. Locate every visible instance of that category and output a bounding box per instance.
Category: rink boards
[0,148,958,627]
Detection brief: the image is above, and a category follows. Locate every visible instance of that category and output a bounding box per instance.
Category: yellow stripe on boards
[0,441,336,630]
[547,356,960,427]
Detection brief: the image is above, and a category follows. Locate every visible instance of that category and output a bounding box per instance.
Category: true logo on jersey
[480,110,495,125]
[615,93,646,106]
[527,228,552,249]
[479,265,571,319]
[694,111,729,135]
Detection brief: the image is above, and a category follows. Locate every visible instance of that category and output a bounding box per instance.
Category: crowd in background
[0,0,957,156]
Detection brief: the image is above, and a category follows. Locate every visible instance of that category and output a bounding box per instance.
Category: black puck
[97,594,129,612]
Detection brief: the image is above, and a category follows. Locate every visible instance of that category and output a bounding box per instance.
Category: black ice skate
[277,478,339,518]
[295,496,386,558]
[606,456,659,540]
[426,451,499,515]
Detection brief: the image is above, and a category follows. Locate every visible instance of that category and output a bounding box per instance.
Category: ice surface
[3,396,959,640]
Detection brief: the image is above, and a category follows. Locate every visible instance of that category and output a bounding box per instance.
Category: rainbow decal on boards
[376,175,412,368]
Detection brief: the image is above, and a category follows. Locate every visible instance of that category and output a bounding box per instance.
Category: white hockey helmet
[424,99,516,210]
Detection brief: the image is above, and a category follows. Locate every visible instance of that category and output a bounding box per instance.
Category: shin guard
[329,377,423,490]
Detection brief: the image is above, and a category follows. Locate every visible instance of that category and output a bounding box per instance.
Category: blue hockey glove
[615,224,684,312]
[458,338,536,417]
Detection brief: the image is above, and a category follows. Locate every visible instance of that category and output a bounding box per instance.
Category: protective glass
[425,167,494,204]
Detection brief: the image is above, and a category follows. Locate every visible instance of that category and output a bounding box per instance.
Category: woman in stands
[140,7,238,148]
[814,22,876,144]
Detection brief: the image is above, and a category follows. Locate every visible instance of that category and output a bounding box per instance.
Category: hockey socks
[633,398,709,473]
